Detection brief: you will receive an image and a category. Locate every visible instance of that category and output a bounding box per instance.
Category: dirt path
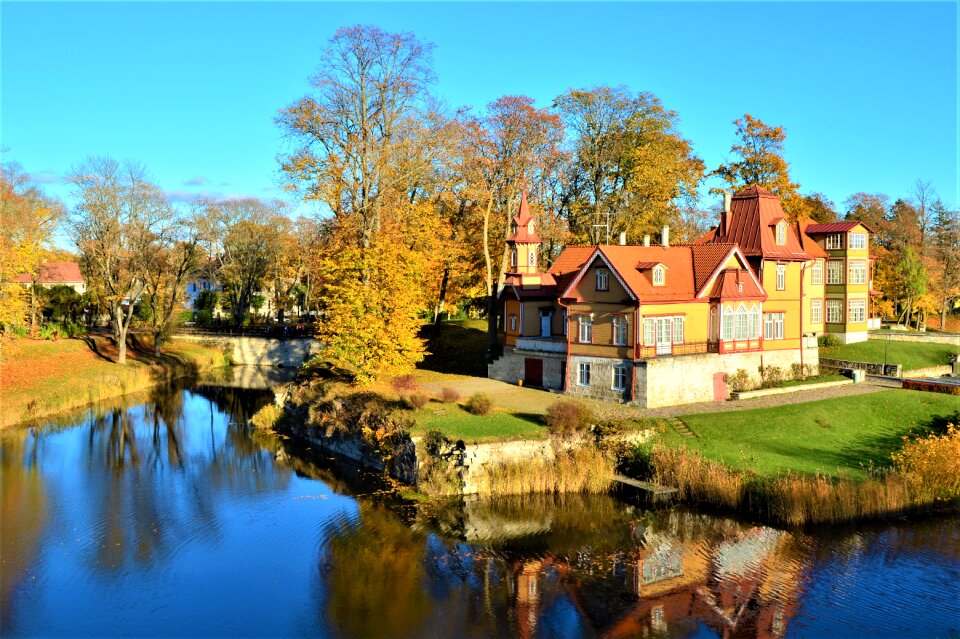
[415,371,893,420]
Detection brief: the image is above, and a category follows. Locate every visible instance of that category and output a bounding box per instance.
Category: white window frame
[722,306,734,341]
[826,234,843,250]
[509,315,518,332]
[764,312,784,340]
[849,233,866,250]
[672,316,684,344]
[812,261,823,285]
[577,362,591,386]
[643,318,655,346]
[748,305,761,339]
[849,299,866,323]
[735,304,748,340]
[578,316,592,343]
[776,221,786,245]
[811,299,823,324]
[827,260,844,285]
[596,268,609,291]
[826,299,843,323]
[849,260,867,285]
[613,315,628,346]
[612,366,627,391]
[652,265,665,286]
[776,264,786,291]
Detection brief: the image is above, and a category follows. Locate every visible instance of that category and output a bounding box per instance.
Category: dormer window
[596,268,609,291]
[653,265,665,286]
[776,220,786,246]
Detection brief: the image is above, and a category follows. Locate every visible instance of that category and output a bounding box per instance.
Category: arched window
[527,221,534,234]
[653,265,665,286]
[748,305,761,339]
[722,306,734,341]
[735,303,748,340]
[510,248,517,267]
[776,221,786,246]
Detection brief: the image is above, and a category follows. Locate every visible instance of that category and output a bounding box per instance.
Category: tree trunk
[432,267,450,337]
[154,329,161,357]
[115,306,127,365]
[482,197,500,362]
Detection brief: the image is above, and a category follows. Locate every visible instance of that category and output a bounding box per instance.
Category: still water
[2,381,958,638]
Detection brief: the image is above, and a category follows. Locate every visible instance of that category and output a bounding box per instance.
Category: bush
[439,387,461,403]
[818,334,843,348]
[892,423,960,500]
[724,368,753,392]
[464,393,492,416]
[617,440,655,480]
[760,365,784,389]
[391,374,419,393]
[403,392,429,410]
[544,400,595,435]
[251,404,282,431]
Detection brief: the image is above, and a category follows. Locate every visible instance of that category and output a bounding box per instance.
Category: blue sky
[3,1,957,231]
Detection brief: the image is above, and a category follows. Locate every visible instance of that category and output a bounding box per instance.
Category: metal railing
[635,341,719,359]
[175,325,314,339]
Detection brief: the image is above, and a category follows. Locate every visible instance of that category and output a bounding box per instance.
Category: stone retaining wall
[902,365,954,378]
[869,332,960,346]
[731,378,853,400]
[819,357,901,377]
[172,334,317,367]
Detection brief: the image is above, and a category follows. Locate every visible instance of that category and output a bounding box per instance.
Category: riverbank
[0,335,228,429]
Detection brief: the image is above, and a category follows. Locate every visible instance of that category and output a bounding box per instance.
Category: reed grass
[468,446,615,498]
[651,441,957,525]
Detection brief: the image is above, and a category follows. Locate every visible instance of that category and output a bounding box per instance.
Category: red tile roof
[706,186,811,261]
[502,273,559,300]
[708,268,766,300]
[804,221,877,235]
[13,262,84,284]
[689,243,739,293]
[506,192,541,243]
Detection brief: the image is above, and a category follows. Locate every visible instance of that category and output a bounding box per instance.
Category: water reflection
[1,384,958,638]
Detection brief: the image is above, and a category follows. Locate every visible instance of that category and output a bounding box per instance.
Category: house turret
[506,192,542,277]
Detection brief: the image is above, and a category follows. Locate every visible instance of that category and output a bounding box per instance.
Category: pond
[2,381,958,638]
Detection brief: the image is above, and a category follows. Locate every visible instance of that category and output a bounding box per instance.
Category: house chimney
[643,235,650,247]
[619,231,627,246]
[661,225,670,247]
[723,190,732,235]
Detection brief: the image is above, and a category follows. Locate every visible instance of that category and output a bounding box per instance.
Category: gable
[566,253,632,303]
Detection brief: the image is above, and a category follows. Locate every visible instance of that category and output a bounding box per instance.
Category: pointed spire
[513,192,533,226]
[506,192,541,244]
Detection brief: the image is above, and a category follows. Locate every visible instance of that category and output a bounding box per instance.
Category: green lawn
[666,390,959,479]
[411,402,548,443]
[821,339,959,372]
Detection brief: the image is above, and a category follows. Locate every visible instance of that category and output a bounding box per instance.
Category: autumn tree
[929,202,960,328]
[800,192,838,223]
[555,86,704,244]
[70,157,165,364]
[0,162,63,332]
[714,114,805,218]
[141,203,203,355]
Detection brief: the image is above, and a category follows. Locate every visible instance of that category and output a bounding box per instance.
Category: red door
[713,372,728,401]
[524,358,543,387]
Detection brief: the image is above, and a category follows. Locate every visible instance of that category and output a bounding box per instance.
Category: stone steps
[670,418,697,438]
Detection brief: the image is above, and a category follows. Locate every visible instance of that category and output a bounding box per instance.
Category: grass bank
[645,390,960,524]
[821,339,958,372]
[0,335,228,429]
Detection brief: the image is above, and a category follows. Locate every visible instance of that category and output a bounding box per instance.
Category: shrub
[251,404,282,431]
[391,374,419,393]
[439,387,461,403]
[464,393,492,416]
[544,400,594,435]
[724,368,753,392]
[760,365,784,388]
[902,379,960,396]
[617,440,655,480]
[403,392,429,410]
[818,334,842,348]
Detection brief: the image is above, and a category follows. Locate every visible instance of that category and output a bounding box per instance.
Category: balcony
[515,336,568,354]
[635,341,720,359]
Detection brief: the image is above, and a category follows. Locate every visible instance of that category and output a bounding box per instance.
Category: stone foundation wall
[565,355,632,402]
[870,333,960,346]
[820,357,901,377]
[488,348,565,390]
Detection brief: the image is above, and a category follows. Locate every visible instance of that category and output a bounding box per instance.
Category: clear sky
[2,1,957,231]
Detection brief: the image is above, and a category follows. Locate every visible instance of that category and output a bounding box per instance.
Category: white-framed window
[748,305,761,338]
[510,249,517,267]
[562,309,568,336]
[812,261,823,285]
[776,264,786,291]
[811,299,823,324]
[722,306,734,341]
[529,251,536,268]
[613,315,628,345]
[826,299,843,323]
[849,260,867,285]
[596,268,609,291]
[527,221,534,234]
[612,366,627,391]
[849,299,866,323]
[764,312,784,340]
[653,265,665,286]
[849,233,867,250]
[578,316,593,343]
[827,260,844,284]
[776,220,786,245]
[826,234,843,250]
[672,316,684,344]
[735,304,748,340]
[577,362,591,386]
[643,318,655,345]
[509,315,517,331]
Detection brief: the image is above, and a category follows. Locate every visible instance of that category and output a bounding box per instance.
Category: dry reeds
[469,446,614,497]
[651,442,956,526]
